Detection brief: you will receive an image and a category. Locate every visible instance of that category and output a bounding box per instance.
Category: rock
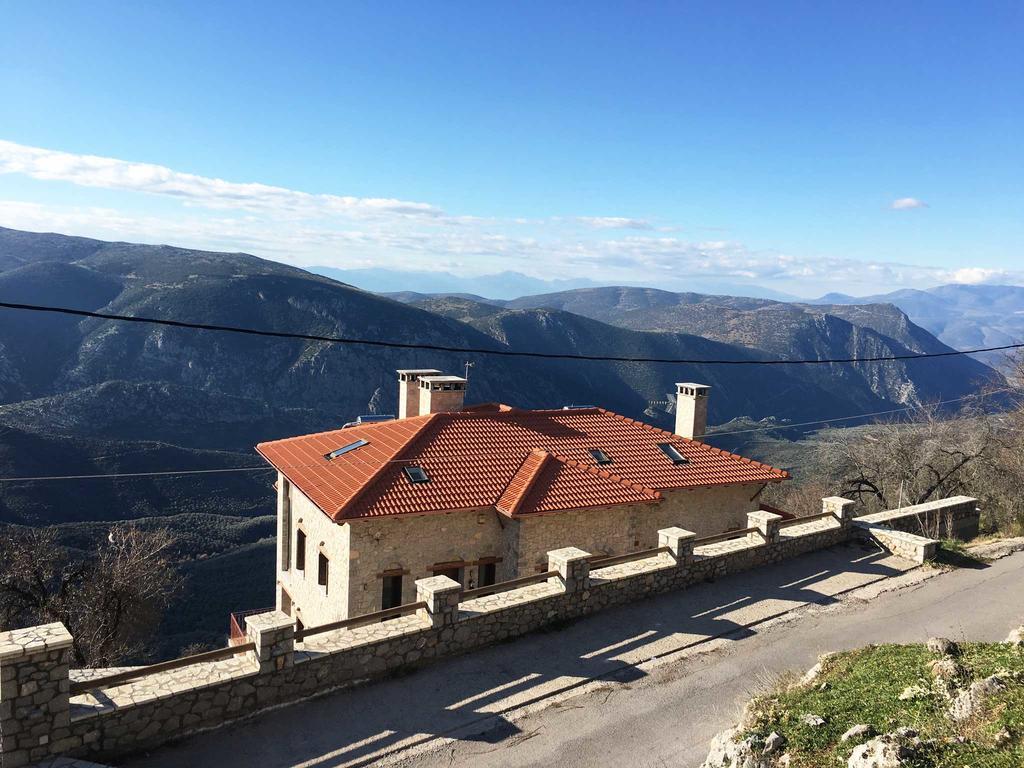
[799,662,823,687]
[994,727,1012,747]
[928,658,964,682]
[926,637,959,656]
[841,724,874,743]
[763,731,785,754]
[846,730,921,768]
[701,726,776,768]
[1005,627,1024,647]
[898,684,930,701]
[948,675,1007,722]
[801,714,826,727]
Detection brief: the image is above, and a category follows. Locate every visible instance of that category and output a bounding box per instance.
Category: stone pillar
[0,623,73,768]
[658,527,697,564]
[245,611,295,673]
[747,510,783,544]
[416,575,462,628]
[547,547,591,593]
[822,496,857,528]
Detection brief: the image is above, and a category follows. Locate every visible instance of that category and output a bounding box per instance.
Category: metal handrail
[693,526,761,546]
[778,511,838,528]
[295,601,427,641]
[69,642,256,696]
[461,570,558,601]
[589,546,672,570]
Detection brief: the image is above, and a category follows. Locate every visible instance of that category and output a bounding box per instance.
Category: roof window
[324,439,368,460]
[657,443,688,465]
[589,449,613,465]
[404,465,430,484]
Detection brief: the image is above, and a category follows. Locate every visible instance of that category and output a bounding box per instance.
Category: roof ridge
[332,413,442,520]
[496,449,554,516]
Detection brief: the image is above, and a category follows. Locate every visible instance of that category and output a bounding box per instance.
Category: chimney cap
[676,383,710,395]
[397,368,442,381]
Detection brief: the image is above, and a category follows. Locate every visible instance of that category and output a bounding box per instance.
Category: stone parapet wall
[1,496,978,766]
[855,495,979,540]
[853,522,938,564]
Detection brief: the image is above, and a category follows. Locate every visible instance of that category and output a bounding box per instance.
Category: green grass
[742,642,1024,766]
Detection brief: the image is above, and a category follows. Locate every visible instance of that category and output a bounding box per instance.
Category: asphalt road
[126,542,1024,768]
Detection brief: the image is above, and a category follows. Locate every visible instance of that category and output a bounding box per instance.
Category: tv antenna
[464,361,475,380]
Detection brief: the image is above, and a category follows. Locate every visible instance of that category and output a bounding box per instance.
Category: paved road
[126,542,1024,768]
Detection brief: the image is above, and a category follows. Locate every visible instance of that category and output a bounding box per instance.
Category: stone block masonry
[0,497,978,766]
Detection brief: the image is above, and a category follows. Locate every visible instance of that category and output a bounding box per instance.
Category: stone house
[255,370,788,628]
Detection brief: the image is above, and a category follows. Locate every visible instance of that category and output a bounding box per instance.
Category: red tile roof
[256,406,788,522]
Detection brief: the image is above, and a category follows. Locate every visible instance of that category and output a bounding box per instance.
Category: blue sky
[1,1,1021,295]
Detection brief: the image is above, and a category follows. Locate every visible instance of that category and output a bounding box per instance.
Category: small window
[324,439,368,460]
[658,443,688,465]
[296,529,306,571]
[404,465,430,484]
[479,562,496,587]
[381,573,403,609]
[318,552,329,592]
[589,448,612,465]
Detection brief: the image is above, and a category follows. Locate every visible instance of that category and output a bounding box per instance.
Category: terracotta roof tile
[256,407,788,522]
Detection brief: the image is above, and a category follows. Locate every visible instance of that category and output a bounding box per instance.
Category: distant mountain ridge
[808,284,1024,365]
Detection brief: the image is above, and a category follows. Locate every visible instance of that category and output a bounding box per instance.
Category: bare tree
[0,524,180,666]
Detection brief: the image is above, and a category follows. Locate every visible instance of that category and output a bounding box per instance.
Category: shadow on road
[127,542,907,768]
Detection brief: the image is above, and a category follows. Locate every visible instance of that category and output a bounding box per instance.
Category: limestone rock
[764,731,785,755]
[799,662,823,687]
[926,637,959,656]
[841,724,874,743]
[847,730,921,768]
[801,714,826,727]
[948,675,1006,722]
[994,727,1012,748]
[1004,627,1024,647]
[701,726,776,768]
[928,657,964,682]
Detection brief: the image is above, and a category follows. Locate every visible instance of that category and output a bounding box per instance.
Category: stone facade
[1,497,978,767]
[280,475,762,624]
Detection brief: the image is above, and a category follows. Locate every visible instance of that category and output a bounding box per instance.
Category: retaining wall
[0,496,977,767]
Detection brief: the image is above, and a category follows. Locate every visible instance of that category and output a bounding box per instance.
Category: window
[381,573,403,609]
[479,562,496,587]
[324,439,368,460]
[589,448,612,465]
[295,529,306,571]
[433,564,463,585]
[658,442,688,465]
[404,465,430,484]
[318,552,329,593]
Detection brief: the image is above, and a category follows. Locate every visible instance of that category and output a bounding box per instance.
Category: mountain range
[811,285,1024,367]
[0,225,1003,654]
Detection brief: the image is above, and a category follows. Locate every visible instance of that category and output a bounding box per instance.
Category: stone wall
[0,496,977,767]
[855,496,979,540]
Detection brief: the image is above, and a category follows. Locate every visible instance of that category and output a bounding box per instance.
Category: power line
[0,466,272,483]
[703,388,1015,438]
[2,300,1022,366]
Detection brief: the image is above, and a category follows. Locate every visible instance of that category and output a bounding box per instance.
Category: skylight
[324,439,368,460]
[404,465,430,484]
[589,449,612,465]
[657,443,688,465]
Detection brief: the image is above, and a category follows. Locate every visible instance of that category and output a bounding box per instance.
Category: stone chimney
[675,383,710,439]
[419,375,468,415]
[397,369,441,419]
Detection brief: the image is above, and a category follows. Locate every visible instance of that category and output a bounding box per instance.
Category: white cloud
[0,140,441,219]
[1,140,1020,294]
[943,267,1008,285]
[890,197,928,210]
[576,216,653,230]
